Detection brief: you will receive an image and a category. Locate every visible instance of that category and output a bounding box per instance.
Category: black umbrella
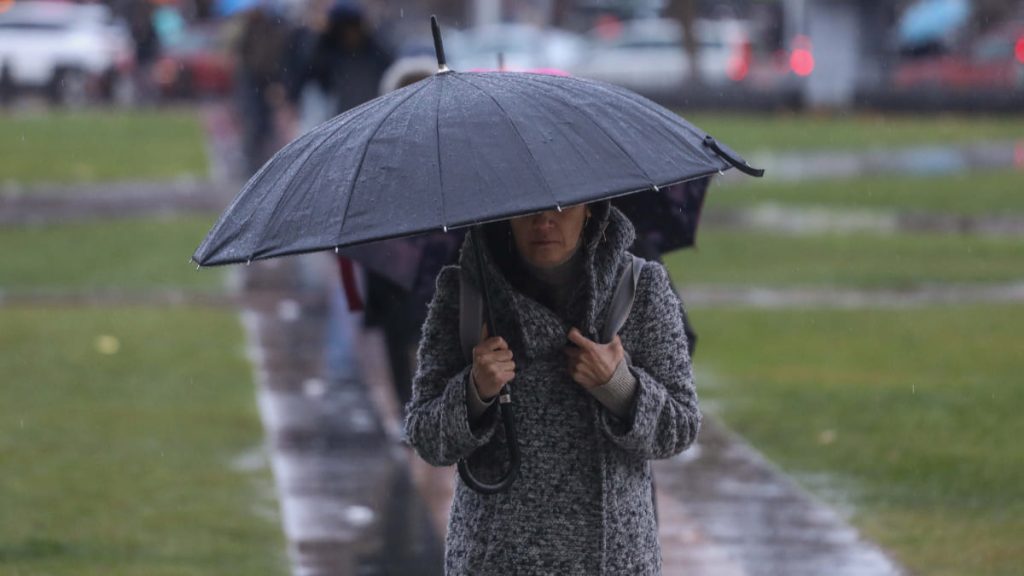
[194,17,762,493]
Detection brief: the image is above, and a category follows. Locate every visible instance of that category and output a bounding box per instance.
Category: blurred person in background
[233,4,288,175]
[129,1,161,103]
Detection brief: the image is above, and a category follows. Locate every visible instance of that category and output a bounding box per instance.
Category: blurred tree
[667,0,702,84]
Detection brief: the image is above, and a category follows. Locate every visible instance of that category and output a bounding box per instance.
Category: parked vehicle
[445,24,587,72]
[571,18,752,93]
[152,25,233,99]
[893,21,1024,90]
[0,1,134,106]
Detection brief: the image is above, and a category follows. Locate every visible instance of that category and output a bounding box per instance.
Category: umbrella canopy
[192,68,758,267]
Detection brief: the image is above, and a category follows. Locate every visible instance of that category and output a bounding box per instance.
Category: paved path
[241,251,904,576]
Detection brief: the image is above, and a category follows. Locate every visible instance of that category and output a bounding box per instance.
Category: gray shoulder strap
[602,255,645,344]
[459,270,483,362]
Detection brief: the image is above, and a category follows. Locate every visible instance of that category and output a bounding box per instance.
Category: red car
[153,25,232,99]
[893,21,1024,90]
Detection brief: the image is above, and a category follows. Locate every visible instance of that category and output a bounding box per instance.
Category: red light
[789,35,814,77]
[1015,37,1024,64]
[790,49,814,76]
[727,41,752,81]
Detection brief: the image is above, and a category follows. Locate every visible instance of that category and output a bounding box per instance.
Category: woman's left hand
[564,328,625,390]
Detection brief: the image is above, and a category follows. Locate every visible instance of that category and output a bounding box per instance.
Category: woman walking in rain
[405,200,701,575]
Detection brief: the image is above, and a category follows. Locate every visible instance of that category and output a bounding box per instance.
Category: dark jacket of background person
[235,8,288,175]
[404,202,701,574]
[306,4,393,115]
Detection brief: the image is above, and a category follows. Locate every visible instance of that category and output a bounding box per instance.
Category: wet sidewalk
[239,251,904,576]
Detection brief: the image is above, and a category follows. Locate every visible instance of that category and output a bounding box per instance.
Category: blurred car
[445,24,587,72]
[570,18,752,93]
[893,21,1024,90]
[0,1,134,105]
[152,25,233,99]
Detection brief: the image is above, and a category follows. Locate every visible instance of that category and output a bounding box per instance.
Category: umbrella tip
[430,15,450,73]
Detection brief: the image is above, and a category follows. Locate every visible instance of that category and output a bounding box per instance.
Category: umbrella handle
[457,387,521,494]
[456,226,521,494]
[703,135,765,177]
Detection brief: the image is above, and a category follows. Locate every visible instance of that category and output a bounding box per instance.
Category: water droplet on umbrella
[443,225,448,232]
[335,246,340,254]
[246,259,252,266]
[652,184,660,192]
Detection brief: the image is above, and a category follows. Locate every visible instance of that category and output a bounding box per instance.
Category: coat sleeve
[597,261,701,460]
[403,266,500,466]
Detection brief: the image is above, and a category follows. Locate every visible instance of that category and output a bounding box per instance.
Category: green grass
[665,230,1024,288]
[0,216,223,292]
[0,109,209,184]
[686,112,1024,154]
[688,304,1024,576]
[0,308,286,575]
[707,169,1024,216]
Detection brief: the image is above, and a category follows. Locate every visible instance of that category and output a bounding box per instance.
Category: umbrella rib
[434,76,448,230]
[452,73,563,210]
[506,73,660,186]
[337,80,434,244]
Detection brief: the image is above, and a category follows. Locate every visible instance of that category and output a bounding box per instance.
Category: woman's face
[509,205,590,269]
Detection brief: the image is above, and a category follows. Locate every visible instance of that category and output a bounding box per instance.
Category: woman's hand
[471,325,516,400]
[564,328,625,390]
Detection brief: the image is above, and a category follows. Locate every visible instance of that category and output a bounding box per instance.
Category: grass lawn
[707,169,1024,216]
[0,109,209,184]
[688,304,1024,576]
[0,308,285,575]
[686,112,1024,154]
[0,216,223,292]
[664,229,1024,288]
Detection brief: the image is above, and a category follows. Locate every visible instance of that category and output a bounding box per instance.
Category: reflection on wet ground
[239,252,904,576]
[730,140,1024,183]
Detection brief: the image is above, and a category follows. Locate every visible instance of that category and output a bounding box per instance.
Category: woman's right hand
[471,325,516,401]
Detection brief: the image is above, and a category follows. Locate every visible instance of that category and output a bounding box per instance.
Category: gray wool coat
[404,203,701,575]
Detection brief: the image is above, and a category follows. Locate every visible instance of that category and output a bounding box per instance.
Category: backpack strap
[601,255,646,344]
[459,269,483,363]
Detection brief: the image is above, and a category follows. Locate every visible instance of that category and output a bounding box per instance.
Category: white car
[0,1,134,105]
[571,18,752,93]
[446,24,588,72]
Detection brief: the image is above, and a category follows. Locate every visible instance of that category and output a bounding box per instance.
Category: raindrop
[246,259,252,266]
[277,299,301,322]
[652,184,660,192]
[443,225,448,232]
[718,169,726,176]
[196,264,201,271]
[343,505,375,527]
[556,204,562,212]
[303,378,327,398]
[335,246,339,254]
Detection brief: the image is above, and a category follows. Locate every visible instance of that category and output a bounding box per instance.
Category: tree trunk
[668,0,701,85]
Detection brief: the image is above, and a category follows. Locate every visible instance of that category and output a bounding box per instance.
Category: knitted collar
[457,202,637,347]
